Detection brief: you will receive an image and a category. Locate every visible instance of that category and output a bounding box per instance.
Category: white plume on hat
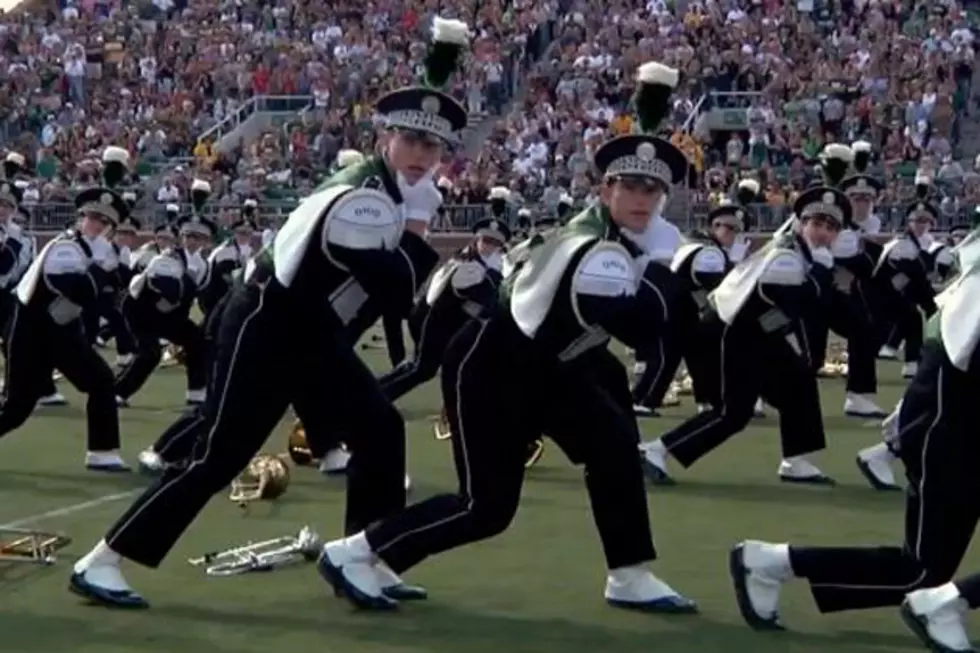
[636,61,680,89]
[851,141,872,153]
[5,152,25,167]
[437,176,453,190]
[431,16,470,45]
[737,179,760,196]
[191,178,211,194]
[336,149,365,169]
[821,143,854,163]
[165,203,180,213]
[489,186,511,201]
[101,146,130,166]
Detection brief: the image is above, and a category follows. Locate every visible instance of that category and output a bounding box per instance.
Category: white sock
[74,539,121,573]
[344,532,374,559]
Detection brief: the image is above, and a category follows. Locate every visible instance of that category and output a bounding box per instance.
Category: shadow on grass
[147,599,916,653]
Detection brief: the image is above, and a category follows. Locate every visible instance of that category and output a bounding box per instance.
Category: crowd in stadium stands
[0,0,978,231]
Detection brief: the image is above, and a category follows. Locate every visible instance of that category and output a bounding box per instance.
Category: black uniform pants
[788,341,980,613]
[106,281,406,567]
[378,301,465,402]
[631,295,695,409]
[661,319,826,467]
[382,312,406,368]
[955,571,980,609]
[94,299,136,355]
[0,303,119,451]
[883,305,924,363]
[806,283,879,394]
[114,299,207,400]
[365,316,655,575]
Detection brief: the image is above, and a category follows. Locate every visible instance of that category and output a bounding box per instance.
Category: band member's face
[0,201,13,222]
[952,233,967,246]
[476,235,503,258]
[386,130,444,185]
[800,215,840,248]
[850,195,873,221]
[602,177,664,234]
[909,216,932,237]
[183,233,207,252]
[711,221,737,247]
[79,213,109,239]
[234,229,253,246]
[115,230,137,249]
[155,233,175,250]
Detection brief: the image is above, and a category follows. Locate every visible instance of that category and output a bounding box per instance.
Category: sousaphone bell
[229,454,292,505]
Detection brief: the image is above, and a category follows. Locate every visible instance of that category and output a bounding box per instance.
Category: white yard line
[0,490,140,528]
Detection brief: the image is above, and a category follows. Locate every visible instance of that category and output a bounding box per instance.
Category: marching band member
[664,192,754,412]
[318,60,696,614]
[112,217,208,407]
[628,171,684,417]
[557,192,574,221]
[641,186,842,486]
[855,217,979,492]
[812,143,889,417]
[197,215,255,319]
[730,223,980,633]
[872,175,939,379]
[0,174,128,470]
[130,222,176,273]
[378,217,507,401]
[71,15,470,609]
[1,154,67,406]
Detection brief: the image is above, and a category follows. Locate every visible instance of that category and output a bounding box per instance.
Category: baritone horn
[286,419,315,466]
[187,526,322,576]
[229,454,292,505]
[0,527,72,565]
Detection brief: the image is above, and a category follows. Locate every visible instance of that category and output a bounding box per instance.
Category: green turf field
[0,340,964,653]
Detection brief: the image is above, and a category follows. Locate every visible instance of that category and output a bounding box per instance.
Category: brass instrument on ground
[229,454,292,505]
[0,527,72,565]
[187,526,322,576]
[160,344,186,368]
[525,439,545,469]
[818,341,849,378]
[434,407,545,468]
[286,419,315,466]
[432,408,451,441]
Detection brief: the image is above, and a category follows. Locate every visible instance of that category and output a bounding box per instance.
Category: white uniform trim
[759,251,806,285]
[450,260,486,291]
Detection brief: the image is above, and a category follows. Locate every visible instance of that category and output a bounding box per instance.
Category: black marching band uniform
[0,147,130,470]
[135,211,257,475]
[803,143,889,418]
[730,222,980,638]
[873,174,940,378]
[378,218,507,402]
[661,180,759,412]
[317,60,697,614]
[641,182,844,485]
[2,153,66,406]
[70,15,471,608]
[112,194,210,407]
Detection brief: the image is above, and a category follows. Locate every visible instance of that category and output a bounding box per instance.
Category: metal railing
[197,95,313,146]
[23,199,975,234]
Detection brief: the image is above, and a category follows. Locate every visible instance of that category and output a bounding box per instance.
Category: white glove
[397,172,442,224]
[810,246,834,268]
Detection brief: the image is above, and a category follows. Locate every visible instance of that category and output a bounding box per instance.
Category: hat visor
[711,216,743,231]
[606,174,668,191]
[388,124,457,147]
[476,228,507,244]
[77,203,118,225]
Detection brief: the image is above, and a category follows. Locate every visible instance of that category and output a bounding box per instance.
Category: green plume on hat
[633,62,679,135]
[423,17,470,90]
